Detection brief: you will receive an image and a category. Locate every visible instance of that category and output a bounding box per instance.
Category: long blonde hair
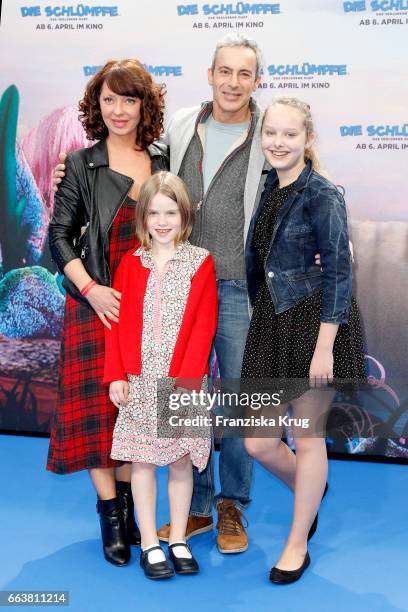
[263,97,327,177]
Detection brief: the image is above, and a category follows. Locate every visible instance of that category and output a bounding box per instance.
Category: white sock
[143,544,166,564]
[170,542,192,559]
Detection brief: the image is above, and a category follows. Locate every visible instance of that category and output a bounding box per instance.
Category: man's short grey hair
[211,34,263,78]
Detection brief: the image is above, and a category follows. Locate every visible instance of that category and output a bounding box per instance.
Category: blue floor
[0,435,407,612]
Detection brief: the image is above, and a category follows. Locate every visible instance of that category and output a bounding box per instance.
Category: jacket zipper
[105,184,134,285]
[196,132,205,214]
[79,221,90,259]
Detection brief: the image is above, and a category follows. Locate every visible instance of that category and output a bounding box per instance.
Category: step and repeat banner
[0,0,407,459]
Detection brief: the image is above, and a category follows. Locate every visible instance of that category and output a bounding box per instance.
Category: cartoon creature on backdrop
[0,83,406,459]
[0,84,90,431]
[326,356,408,459]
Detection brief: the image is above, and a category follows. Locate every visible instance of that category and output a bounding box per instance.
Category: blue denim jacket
[245,160,352,324]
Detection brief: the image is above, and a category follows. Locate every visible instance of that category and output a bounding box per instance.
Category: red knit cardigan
[103,248,218,388]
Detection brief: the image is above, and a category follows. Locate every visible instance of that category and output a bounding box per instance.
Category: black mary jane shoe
[270,552,310,585]
[116,481,141,546]
[168,542,199,574]
[140,546,174,580]
[308,482,329,542]
[96,498,130,566]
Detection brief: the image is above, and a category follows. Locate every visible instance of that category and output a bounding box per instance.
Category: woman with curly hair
[47,59,168,566]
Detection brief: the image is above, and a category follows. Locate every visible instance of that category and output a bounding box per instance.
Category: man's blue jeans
[190,279,253,515]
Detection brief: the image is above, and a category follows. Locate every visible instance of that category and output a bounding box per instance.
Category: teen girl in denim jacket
[241,97,366,584]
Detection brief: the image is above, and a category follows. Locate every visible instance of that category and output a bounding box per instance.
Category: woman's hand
[310,322,338,387]
[309,347,333,387]
[86,284,121,329]
[109,380,129,408]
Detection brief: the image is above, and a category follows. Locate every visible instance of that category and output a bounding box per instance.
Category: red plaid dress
[47,198,137,474]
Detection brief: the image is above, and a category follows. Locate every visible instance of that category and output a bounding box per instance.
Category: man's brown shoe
[157,514,213,542]
[216,499,248,554]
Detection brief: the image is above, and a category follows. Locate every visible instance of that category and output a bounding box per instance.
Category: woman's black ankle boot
[116,481,141,546]
[96,497,130,566]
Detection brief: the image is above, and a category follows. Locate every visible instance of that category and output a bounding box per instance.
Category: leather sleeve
[48,154,85,274]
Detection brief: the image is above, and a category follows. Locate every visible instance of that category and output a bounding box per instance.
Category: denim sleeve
[308,185,352,324]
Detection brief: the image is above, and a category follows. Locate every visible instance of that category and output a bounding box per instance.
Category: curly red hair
[78,59,165,148]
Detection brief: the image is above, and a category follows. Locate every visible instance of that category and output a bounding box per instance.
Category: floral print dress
[111,242,212,472]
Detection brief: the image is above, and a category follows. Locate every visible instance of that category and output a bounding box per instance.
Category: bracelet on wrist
[80,280,97,297]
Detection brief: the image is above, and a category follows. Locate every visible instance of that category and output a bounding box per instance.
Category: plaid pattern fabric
[47,200,137,474]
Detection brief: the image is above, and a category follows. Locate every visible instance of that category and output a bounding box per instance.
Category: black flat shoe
[140,546,174,580]
[116,481,141,546]
[270,552,310,584]
[168,543,199,574]
[96,497,130,566]
[307,482,329,542]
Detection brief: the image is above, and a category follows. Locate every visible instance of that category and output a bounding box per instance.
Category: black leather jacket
[49,139,169,305]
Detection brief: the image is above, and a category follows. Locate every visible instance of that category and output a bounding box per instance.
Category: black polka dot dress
[241,183,367,403]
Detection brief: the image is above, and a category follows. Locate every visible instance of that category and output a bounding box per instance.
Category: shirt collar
[197,98,260,130]
[133,241,191,268]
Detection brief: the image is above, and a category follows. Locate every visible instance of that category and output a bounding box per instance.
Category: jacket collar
[85,138,167,169]
[265,158,314,192]
[86,139,108,168]
[196,97,260,128]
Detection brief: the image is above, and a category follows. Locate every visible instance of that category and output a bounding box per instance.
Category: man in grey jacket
[53,35,268,554]
[158,36,268,554]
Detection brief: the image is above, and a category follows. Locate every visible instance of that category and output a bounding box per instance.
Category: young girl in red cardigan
[104,171,217,579]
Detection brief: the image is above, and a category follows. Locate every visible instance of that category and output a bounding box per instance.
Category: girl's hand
[175,387,193,396]
[109,380,129,408]
[86,284,121,329]
[309,347,333,387]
